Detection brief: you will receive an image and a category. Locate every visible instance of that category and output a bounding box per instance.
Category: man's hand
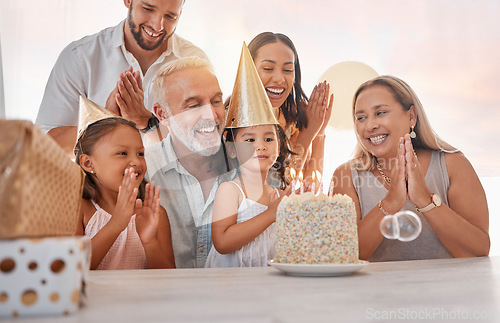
[104,66,151,129]
[105,85,121,116]
[116,68,151,129]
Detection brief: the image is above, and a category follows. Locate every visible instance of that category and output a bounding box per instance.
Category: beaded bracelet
[378,200,391,216]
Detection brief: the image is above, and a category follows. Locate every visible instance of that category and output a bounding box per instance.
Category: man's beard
[169,118,222,157]
[127,7,172,51]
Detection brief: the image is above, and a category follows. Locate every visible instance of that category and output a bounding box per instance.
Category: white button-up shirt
[146,135,236,268]
[36,20,207,133]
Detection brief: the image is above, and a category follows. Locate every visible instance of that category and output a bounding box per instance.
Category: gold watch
[416,193,442,213]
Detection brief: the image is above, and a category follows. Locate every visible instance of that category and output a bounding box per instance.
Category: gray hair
[152,56,215,113]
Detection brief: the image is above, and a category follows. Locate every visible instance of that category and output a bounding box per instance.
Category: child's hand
[268,188,289,222]
[281,185,293,197]
[135,183,161,245]
[111,167,139,231]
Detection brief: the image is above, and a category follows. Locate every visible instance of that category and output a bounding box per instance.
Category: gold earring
[410,125,416,139]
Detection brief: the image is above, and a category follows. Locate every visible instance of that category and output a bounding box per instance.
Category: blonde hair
[152,56,215,111]
[352,75,457,171]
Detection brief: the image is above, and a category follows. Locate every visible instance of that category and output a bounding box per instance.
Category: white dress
[205,182,277,268]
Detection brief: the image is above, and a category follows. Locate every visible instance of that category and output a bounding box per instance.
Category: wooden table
[7,257,500,322]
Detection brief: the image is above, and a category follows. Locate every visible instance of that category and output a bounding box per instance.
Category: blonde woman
[330,75,489,261]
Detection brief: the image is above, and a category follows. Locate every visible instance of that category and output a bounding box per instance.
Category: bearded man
[36,0,206,156]
[146,57,236,268]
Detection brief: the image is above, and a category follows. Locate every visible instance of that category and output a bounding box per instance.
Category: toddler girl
[205,124,292,267]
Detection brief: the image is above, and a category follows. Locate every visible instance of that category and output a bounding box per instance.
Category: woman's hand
[316,83,333,137]
[110,167,139,231]
[304,81,329,138]
[382,138,408,214]
[135,183,161,245]
[404,134,432,208]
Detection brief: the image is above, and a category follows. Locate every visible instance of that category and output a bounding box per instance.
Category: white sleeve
[35,43,88,133]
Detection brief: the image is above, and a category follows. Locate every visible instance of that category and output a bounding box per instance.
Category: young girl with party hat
[205,43,294,268]
[74,97,175,270]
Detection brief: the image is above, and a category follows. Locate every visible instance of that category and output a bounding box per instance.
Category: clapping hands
[111,167,162,244]
[111,167,141,231]
[135,182,162,245]
[305,81,333,138]
[403,134,432,209]
[384,134,432,213]
[105,66,151,129]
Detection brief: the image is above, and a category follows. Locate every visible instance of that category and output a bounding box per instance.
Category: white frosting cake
[275,192,360,264]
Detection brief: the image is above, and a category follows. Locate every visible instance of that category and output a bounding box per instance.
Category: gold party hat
[225,42,278,128]
[77,96,117,138]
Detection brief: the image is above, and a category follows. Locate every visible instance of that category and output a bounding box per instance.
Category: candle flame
[315,170,322,182]
[298,171,303,181]
[290,168,296,179]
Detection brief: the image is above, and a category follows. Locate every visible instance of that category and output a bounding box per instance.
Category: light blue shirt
[146,134,236,268]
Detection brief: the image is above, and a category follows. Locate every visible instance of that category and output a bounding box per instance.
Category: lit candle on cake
[315,170,323,196]
[311,170,316,194]
[290,168,296,195]
[298,170,304,194]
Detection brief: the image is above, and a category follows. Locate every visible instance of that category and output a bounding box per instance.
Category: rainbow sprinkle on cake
[275,192,360,264]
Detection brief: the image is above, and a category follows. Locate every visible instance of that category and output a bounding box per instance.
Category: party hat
[77,96,117,139]
[225,42,278,128]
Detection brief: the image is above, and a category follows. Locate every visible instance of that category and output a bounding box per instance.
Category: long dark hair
[74,117,147,201]
[225,124,295,189]
[248,32,308,131]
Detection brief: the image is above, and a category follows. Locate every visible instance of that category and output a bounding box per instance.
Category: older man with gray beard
[146,56,236,268]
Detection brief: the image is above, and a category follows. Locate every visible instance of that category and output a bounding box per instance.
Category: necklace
[375,160,391,186]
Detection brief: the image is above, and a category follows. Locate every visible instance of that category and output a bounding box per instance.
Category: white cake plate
[268,260,368,277]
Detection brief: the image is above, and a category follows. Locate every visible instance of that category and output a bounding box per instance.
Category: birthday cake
[275,192,360,264]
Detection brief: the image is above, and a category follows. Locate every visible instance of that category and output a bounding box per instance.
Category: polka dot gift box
[0,237,90,317]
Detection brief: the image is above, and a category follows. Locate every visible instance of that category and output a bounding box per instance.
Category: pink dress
[85,200,147,270]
